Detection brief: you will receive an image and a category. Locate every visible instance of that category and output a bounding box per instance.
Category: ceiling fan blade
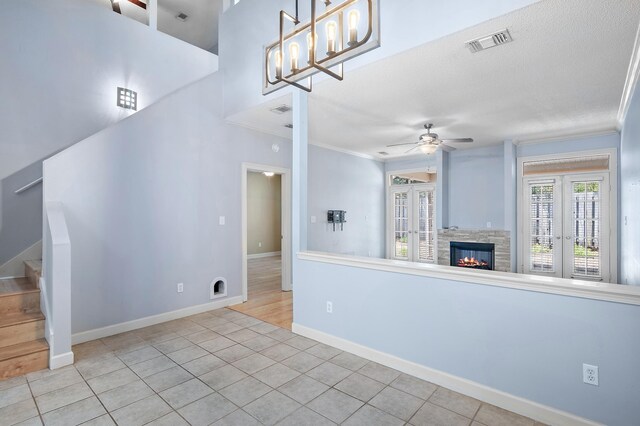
[128,0,147,9]
[386,142,418,148]
[440,138,474,143]
[405,146,420,154]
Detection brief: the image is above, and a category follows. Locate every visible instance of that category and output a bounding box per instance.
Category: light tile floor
[0,308,544,426]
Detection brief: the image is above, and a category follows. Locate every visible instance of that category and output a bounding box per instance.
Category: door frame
[385,169,437,263]
[516,148,618,283]
[241,163,292,303]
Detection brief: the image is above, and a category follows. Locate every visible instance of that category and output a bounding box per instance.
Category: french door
[389,184,436,263]
[522,173,610,282]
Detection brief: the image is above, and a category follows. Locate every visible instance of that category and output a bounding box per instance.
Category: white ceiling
[229,0,640,159]
[90,0,222,52]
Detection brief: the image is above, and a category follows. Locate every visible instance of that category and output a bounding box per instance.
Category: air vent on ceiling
[270,105,292,114]
[377,151,389,156]
[176,12,188,22]
[466,29,512,53]
[284,123,294,129]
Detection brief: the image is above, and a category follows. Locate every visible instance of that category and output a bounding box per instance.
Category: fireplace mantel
[438,229,511,272]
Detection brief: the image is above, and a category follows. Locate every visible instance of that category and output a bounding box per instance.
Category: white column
[503,140,517,272]
[148,0,158,30]
[292,90,309,290]
[436,150,449,229]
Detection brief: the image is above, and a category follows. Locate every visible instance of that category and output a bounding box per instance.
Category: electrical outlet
[583,364,599,386]
[326,301,333,314]
[258,242,262,248]
[219,216,226,226]
[177,283,184,293]
[486,221,492,228]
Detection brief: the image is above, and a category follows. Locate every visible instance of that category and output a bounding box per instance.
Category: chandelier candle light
[263,0,380,94]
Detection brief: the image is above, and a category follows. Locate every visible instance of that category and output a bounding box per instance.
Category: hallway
[230,256,292,329]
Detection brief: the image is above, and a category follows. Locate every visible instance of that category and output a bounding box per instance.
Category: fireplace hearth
[450,241,495,270]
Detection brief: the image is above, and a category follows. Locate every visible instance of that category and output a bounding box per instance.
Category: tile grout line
[24,374,45,426]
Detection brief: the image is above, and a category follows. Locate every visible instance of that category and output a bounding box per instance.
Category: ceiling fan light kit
[387,123,475,156]
[263,0,380,94]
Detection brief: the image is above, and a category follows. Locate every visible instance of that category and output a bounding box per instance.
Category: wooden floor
[229,256,293,329]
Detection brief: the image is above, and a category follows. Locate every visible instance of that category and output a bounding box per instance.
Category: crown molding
[514,129,619,147]
[618,21,640,129]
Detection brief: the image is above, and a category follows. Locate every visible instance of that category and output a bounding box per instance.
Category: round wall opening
[211,277,227,300]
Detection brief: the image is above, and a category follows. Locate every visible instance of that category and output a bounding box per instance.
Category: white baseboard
[0,240,42,279]
[292,323,601,426]
[247,251,281,260]
[72,296,243,345]
[50,351,74,370]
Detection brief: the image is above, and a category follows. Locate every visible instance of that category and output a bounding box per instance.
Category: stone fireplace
[438,229,511,272]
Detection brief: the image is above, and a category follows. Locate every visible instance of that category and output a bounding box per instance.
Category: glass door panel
[564,175,609,281]
[392,190,410,260]
[523,179,562,278]
[414,189,435,262]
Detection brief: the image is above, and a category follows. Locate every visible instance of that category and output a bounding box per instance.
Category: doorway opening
[386,171,437,263]
[518,150,617,283]
[233,163,292,329]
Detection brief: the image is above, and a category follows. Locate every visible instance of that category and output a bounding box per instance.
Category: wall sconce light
[263,0,380,94]
[117,87,137,111]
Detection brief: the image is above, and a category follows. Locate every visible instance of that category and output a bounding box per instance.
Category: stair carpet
[0,260,49,380]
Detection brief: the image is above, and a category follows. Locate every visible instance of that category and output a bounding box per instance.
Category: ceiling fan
[387,124,474,154]
[110,0,147,14]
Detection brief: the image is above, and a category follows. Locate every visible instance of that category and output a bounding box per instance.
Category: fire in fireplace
[450,242,495,270]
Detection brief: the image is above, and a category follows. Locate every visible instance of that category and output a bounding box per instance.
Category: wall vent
[466,29,512,53]
[176,12,189,21]
[270,105,292,114]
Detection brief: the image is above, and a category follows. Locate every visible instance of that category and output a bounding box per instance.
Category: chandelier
[263,0,380,94]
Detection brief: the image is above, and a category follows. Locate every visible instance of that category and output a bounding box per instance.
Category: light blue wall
[44,73,291,334]
[448,145,505,230]
[621,84,640,285]
[295,258,640,425]
[308,147,386,258]
[516,133,620,157]
[0,0,217,268]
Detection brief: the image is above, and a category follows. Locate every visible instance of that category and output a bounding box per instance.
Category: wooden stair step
[0,277,38,296]
[0,311,45,349]
[0,278,40,316]
[0,339,49,380]
[0,311,45,328]
[24,260,42,288]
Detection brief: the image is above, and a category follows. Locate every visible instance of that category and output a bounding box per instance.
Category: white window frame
[516,148,618,283]
[385,169,438,263]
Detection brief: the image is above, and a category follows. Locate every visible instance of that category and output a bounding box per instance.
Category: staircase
[0,260,49,379]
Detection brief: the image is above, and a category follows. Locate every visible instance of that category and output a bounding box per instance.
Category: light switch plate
[219,216,226,226]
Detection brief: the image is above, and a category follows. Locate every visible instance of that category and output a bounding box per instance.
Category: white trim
[516,148,618,283]
[72,296,243,344]
[292,323,602,426]
[49,351,74,370]
[514,129,619,147]
[298,251,640,306]
[247,251,282,260]
[241,163,292,303]
[618,20,640,128]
